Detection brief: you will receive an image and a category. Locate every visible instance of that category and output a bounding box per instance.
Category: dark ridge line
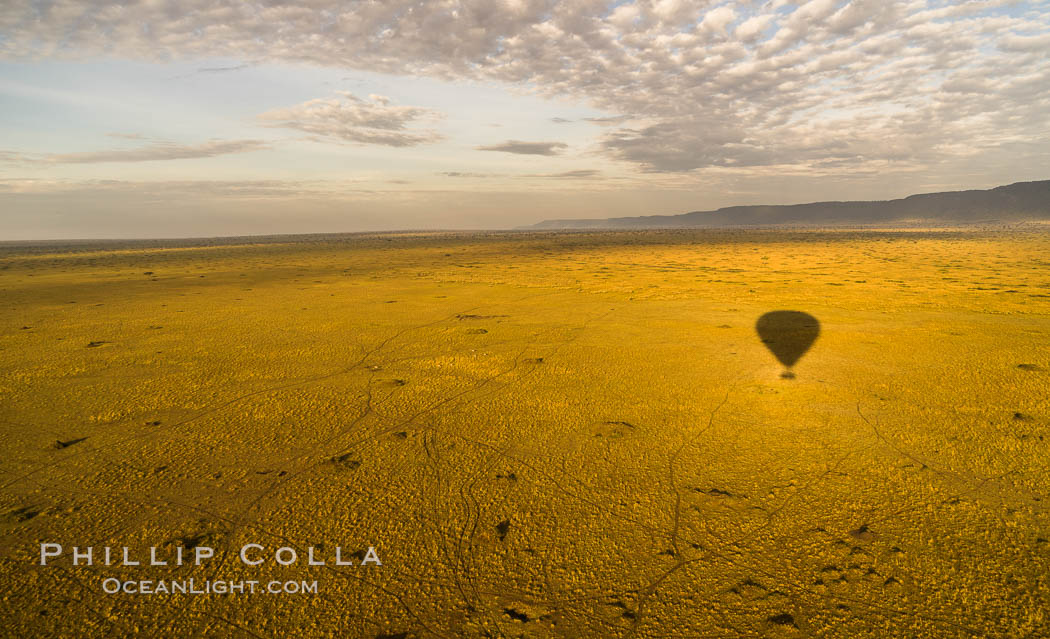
[527,179,1050,229]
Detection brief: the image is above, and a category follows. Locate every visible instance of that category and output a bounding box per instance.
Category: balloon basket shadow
[780,370,796,379]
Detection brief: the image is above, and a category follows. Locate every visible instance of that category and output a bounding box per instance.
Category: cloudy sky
[1,0,1048,239]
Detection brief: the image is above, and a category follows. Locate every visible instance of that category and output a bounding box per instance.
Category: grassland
[1,228,1048,638]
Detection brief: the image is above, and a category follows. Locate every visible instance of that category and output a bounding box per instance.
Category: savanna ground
[1,228,1048,638]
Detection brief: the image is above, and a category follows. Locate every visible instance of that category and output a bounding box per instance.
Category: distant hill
[526,180,1050,229]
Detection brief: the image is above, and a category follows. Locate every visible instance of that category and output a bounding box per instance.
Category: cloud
[600,122,765,172]
[476,140,568,155]
[734,14,774,41]
[197,63,251,73]
[523,169,601,178]
[699,5,735,34]
[48,140,270,164]
[1,1,1048,175]
[258,92,443,147]
[999,32,1050,51]
[1,140,269,165]
[583,115,633,126]
[439,171,501,178]
[0,178,342,198]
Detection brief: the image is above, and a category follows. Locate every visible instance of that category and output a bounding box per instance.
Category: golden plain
[1,228,1048,638]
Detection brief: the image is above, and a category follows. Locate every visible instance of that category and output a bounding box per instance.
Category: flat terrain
[1,228,1048,638]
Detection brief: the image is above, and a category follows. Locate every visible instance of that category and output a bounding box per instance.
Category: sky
[1,0,1048,239]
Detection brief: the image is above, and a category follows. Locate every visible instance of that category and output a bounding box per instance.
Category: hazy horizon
[3,1,1049,240]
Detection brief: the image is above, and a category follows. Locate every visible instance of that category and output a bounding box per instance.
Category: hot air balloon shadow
[755,311,820,379]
